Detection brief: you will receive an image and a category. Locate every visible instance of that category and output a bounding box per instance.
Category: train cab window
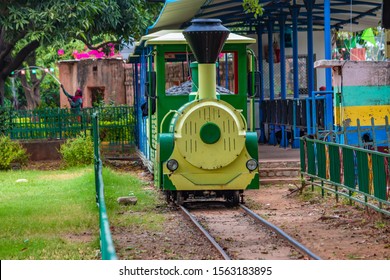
[165,53,192,96]
[216,52,236,94]
[164,52,237,96]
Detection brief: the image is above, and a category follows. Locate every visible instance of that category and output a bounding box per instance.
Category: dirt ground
[246,186,390,260]
[28,159,390,260]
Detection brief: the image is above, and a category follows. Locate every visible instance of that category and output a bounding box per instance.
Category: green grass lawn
[0,166,156,260]
[0,167,99,259]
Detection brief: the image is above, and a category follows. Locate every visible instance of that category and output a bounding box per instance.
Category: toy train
[131,19,259,205]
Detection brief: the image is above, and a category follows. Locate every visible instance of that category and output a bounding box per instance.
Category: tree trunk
[20,52,45,110]
[20,74,43,110]
[0,26,39,107]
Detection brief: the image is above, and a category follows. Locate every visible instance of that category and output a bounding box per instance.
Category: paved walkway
[258,144,300,162]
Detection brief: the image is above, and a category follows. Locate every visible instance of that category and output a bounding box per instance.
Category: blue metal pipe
[279,15,287,100]
[267,20,277,146]
[268,20,275,101]
[291,4,300,99]
[306,98,312,135]
[324,0,333,130]
[279,14,288,148]
[257,25,264,101]
[291,3,301,148]
[305,0,314,96]
[257,25,266,143]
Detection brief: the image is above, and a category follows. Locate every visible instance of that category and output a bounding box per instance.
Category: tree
[0,0,161,106]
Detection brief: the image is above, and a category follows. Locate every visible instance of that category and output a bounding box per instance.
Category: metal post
[279,15,287,100]
[225,53,229,90]
[290,2,301,148]
[385,116,390,152]
[371,117,377,151]
[324,0,332,91]
[290,3,300,99]
[257,25,266,143]
[306,98,312,135]
[324,0,333,131]
[267,19,277,145]
[268,19,275,101]
[279,14,288,148]
[304,0,315,97]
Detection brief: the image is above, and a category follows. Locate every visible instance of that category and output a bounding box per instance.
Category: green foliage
[242,0,264,19]
[60,134,94,167]
[1,0,162,105]
[0,136,29,170]
[0,107,13,135]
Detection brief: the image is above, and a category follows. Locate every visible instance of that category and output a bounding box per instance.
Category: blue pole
[291,4,300,99]
[134,62,139,147]
[267,19,277,145]
[324,0,332,91]
[140,50,146,154]
[291,3,301,148]
[268,20,275,101]
[257,25,266,143]
[279,14,288,148]
[305,0,314,97]
[324,0,333,130]
[279,15,287,100]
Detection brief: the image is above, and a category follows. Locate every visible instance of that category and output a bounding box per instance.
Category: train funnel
[183,19,230,99]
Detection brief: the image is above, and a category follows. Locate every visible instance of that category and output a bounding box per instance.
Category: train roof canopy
[145,31,256,45]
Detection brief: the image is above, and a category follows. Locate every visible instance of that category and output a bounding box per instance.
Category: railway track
[179,202,321,260]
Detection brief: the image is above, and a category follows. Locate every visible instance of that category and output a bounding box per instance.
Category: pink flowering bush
[58,43,119,60]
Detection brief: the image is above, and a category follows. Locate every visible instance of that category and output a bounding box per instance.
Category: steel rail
[178,205,231,260]
[240,204,321,260]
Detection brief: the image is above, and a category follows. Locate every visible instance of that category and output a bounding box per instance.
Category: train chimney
[183,19,230,99]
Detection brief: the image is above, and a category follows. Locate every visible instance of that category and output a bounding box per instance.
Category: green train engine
[134,19,259,205]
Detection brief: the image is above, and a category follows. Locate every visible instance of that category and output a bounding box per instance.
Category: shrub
[0,136,29,170]
[59,134,94,167]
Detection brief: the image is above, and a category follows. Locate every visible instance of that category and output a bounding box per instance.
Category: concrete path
[258,144,300,162]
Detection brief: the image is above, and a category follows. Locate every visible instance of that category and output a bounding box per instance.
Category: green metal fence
[0,106,135,146]
[300,137,390,216]
[92,112,117,260]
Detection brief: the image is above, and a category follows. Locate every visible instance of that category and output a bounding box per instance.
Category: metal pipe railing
[92,113,118,260]
[300,137,390,216]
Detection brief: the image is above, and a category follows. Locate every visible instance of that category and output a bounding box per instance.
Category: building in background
[58,58,134,108]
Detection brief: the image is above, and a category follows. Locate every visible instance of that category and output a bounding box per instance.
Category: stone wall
[20,140,65,161]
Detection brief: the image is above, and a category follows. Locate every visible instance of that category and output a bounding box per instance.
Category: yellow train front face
[160,99,259,193]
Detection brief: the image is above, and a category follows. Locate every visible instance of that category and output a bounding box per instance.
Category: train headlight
[166,159,179,171]
[246,159,258,171]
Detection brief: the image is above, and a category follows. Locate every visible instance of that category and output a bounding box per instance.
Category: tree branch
[77,35,123,50]
[0,40,39,79]
[20,74,31,92]
[32,72,47,89]
[0,27,27,63]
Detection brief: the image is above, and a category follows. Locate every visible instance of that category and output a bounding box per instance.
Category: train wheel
[175,191,184,205]
[164,191,171,204]
[226,191,240,207]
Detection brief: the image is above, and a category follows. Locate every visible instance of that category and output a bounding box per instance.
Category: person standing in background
[61,84,83,122]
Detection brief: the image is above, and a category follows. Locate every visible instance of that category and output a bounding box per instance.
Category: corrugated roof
[147,0,207,33]
[148,0,384,34]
